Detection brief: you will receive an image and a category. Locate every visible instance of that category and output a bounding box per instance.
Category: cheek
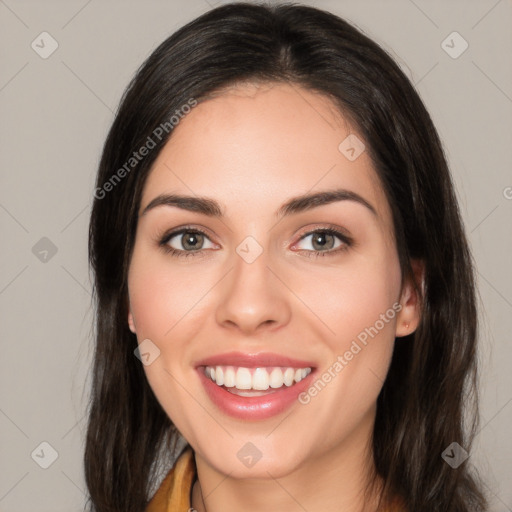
[293,254,401,440]
[127,250,210,431]
[294,250,401,351]
[128,251,215,340]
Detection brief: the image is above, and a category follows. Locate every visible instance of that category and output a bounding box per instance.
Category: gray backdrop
[1,0,511,511]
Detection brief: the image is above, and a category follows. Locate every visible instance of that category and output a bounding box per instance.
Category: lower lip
[197,367,316,420]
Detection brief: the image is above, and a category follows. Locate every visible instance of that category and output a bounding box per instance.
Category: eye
[159,227,216,257]
[158,225,352,259]
[292,227,352,257]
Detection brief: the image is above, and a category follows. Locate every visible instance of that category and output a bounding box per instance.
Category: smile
[204,365,312,395]
[195,352,317,420]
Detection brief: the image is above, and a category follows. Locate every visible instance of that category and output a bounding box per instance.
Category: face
[127,82,420,479]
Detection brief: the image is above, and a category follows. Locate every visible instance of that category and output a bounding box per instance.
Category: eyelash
[157,224,353,259]
[158,226,213,259]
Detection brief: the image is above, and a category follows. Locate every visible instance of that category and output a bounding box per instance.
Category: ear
[128,310,137,334]
[395,259,425,338]
[127,299,137,334]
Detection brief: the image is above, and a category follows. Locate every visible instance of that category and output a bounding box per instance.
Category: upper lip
[195,351,316,369]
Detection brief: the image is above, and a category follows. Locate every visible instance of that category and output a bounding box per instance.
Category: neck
[191,411,383,512]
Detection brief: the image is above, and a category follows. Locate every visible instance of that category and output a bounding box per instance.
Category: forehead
[140,82,392,227]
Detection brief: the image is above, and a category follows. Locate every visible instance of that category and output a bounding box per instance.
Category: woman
[85,2,487,511]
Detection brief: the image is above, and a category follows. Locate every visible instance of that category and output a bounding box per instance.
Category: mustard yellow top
[145,446,405,512]
[146,447,196,512]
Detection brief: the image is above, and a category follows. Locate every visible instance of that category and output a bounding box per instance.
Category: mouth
[203,365,312,395]
[196,356,317,420]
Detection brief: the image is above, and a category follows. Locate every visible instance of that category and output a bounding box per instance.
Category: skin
[127,82,422,512]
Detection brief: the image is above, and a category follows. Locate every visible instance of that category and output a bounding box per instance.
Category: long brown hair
[86,2,487,510]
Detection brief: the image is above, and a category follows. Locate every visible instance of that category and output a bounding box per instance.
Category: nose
[214,246,292,336]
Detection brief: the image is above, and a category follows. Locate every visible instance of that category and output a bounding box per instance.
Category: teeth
[204,365,312,391]
[215,366,224,386]
[252,368,269,390]
[224,367,236,387]
[269,368,284,388]
[283,368,295,386]
[236,368,252,389]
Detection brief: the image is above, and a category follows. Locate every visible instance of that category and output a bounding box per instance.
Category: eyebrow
[140,188,377,219]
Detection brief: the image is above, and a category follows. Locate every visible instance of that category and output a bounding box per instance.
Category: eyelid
[158,222,353,257]
[160,224,215,242]
[292,223,353,245]
[159,225,219,248]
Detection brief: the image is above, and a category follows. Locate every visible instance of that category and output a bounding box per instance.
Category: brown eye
[163,229,215,253]
[181,232,204,250]
[310,232,336,251]
[295,229,348,253]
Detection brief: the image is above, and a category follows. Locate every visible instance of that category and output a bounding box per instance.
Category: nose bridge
[215,237,291,333]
